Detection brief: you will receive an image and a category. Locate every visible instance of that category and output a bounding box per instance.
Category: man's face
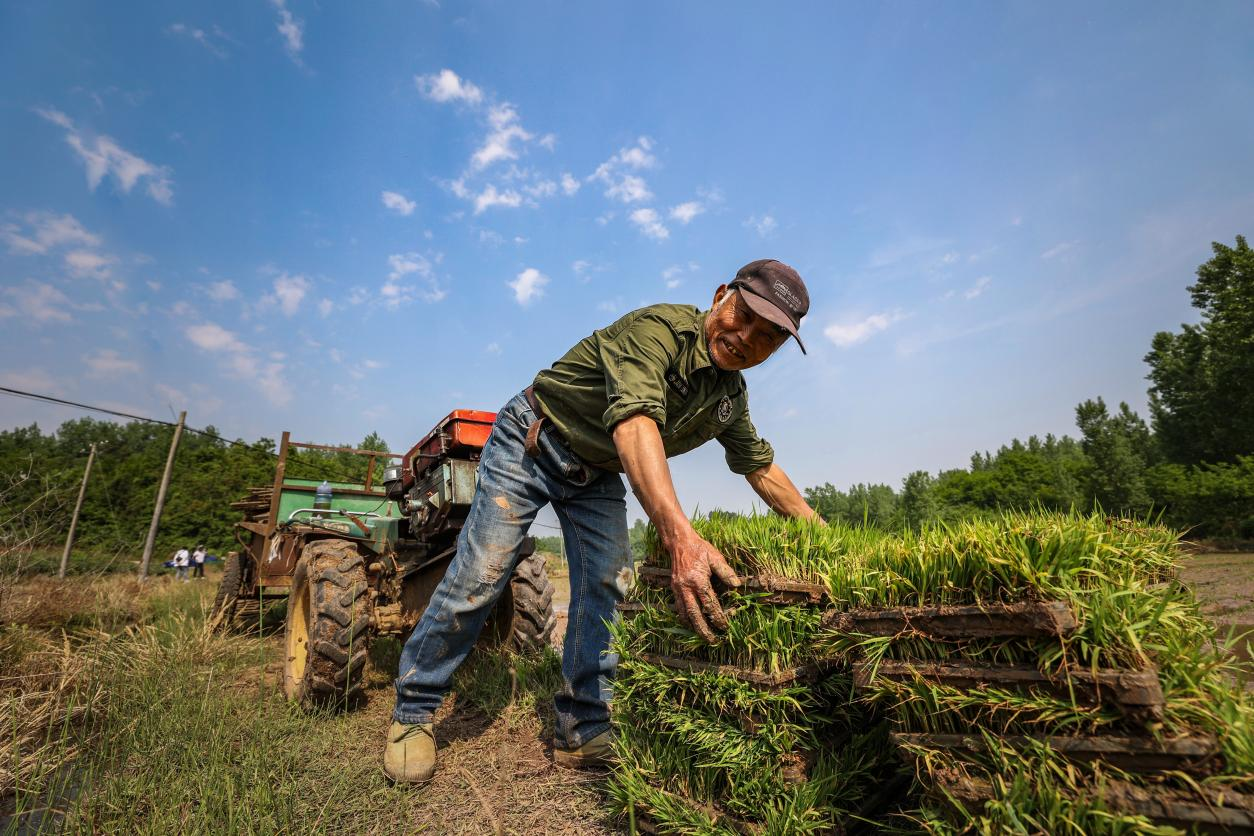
[705,285,791,371]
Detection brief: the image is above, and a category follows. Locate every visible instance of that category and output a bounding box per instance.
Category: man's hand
[667,529,740,642]
[612,413,740,642]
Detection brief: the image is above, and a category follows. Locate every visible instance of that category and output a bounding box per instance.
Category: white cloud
[560,172,580,196]
[2,212,101,255]
[485,342,502,355]
[744,214,778,238]
[524,179,556,199]
[185,321,290,405]
[1041,240,1079,260]
[591,137,656,204]
[35,108,174,205]
[0,281,74,323]
[472,184,523,214]
[0,368,64,395]
[478,229,505,247]
[964,276,992,300]
[824,311,904,348]
[572,260,590,276]
[381,190,416,216]
[318,298,333,317]
[64,249,115,279]
[509,267,548,305]
[629,208,669,241]
[471,104,533,171]
[605,175,652,204]
[166,22,232,59]
[669,201,704,224]
[270,273,309,315]
[84,348,140,377]
[384,252,446,305]
[268,0,304,65]
[186,321,246,352]
[414,69,483,105]
[206,280,238,301]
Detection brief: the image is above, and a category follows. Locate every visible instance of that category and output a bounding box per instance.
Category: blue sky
[2,1,1253,521]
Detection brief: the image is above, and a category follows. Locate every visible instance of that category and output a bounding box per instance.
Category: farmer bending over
[386,259,820,783]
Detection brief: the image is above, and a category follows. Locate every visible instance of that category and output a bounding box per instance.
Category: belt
[523,385,556,459]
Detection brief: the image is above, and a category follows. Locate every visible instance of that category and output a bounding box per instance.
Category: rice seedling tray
[893,731,1220,774]
[623,782,766,834]
[635,653,841,689]
[857,659,1165,721]
[821,599,1077,639]
[929,770,1254,834]
[636,566,828,605]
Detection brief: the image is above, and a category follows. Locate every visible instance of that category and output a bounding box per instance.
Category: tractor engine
[383,409,496,544]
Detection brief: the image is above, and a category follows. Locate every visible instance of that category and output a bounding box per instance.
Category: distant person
[173,546,191,582]
[192,545,207,579]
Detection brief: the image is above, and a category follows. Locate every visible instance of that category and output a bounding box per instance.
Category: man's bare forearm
[612,413,740,641]
[746,462,821,520]
[612,414,694,546]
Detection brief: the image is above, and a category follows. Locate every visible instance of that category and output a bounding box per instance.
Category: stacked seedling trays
[608,512,1254,835]
[607,523,911,834]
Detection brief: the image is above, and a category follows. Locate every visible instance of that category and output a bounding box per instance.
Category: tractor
[210,410,557,708]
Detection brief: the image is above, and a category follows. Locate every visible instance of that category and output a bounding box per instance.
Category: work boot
[384,721,436,784]
[553,730,614,770]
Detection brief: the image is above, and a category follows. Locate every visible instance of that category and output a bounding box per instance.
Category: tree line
[805,236,1254,542]
[2,236,1250,567]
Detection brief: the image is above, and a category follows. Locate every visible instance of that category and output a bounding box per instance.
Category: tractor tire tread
[286,539,371,711]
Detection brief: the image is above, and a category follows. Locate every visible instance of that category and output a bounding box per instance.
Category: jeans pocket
[538,430,595,486]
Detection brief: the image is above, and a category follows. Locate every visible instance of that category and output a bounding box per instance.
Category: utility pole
[58,442,96,579]
[139,411,186,580]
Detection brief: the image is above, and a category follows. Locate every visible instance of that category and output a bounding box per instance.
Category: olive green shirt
[532,303,775,475]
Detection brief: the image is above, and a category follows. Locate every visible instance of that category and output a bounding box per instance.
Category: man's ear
[712,283,730,308]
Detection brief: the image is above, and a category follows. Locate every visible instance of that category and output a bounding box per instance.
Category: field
[2,550,1251,834]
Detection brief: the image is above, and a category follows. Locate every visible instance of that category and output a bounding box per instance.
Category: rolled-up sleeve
[718,401,775,475]
[598,315,679,432]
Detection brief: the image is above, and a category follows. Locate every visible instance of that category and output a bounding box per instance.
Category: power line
[0,385,376,484]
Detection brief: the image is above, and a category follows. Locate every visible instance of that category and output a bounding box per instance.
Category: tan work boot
[553,730,614,770]
[384,721,436,784]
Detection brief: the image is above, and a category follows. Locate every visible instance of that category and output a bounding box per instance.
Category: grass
[2,567,611,835]
[614,510,1254,834]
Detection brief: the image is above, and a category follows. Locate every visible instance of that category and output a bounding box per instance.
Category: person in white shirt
[174,546,191,582]
[192,545,207,579]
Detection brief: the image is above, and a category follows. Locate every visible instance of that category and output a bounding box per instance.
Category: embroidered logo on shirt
[716,395,733,423]
[665,368,690,398]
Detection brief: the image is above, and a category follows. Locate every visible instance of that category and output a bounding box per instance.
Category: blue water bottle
[314,480,332,516]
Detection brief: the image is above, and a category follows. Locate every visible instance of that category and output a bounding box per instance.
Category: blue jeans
[393,391,631,748]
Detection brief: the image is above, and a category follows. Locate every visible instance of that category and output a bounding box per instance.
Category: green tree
[1146,235,1254,464]
[1075,398,1152,513]
[897,470,937,531]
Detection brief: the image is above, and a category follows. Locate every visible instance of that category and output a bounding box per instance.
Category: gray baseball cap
[729,259,809,354]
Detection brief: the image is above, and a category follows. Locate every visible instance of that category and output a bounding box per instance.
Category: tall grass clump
[613,510,1254,834]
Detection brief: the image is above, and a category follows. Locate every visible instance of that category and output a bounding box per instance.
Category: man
[192,544,207,579]
[173,545,191,582]
[385,259,819,783]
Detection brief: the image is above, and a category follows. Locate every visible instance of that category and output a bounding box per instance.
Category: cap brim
[737,287,807,354]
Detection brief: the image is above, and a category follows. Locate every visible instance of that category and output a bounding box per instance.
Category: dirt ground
[1178,551,1254,671]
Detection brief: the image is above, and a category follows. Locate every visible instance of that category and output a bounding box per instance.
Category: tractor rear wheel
[509,549,557,651]
[208,552,246,633]
[283,539,371,709]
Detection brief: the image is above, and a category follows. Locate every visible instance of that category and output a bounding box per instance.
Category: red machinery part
[401,409,496,489]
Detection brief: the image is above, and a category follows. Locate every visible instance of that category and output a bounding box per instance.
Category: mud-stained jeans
[393,391,631,749]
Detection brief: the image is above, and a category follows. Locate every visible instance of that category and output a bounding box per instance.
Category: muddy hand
[669,533,740,643]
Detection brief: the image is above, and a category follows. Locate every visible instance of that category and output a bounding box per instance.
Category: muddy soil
[1180,552,1254,673]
